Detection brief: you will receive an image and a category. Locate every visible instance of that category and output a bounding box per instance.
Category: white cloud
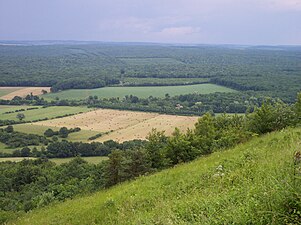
[159,26,201,36]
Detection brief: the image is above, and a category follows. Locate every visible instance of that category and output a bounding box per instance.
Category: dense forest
[0,43,300,101]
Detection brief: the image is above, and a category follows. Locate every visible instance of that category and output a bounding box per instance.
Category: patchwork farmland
[32,108,199,142]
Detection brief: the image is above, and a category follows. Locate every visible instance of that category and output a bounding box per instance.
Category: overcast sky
[0,0,300,45]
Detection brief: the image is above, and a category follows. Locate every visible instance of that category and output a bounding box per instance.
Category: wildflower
[213,165,225,178]
[216,165,223,172]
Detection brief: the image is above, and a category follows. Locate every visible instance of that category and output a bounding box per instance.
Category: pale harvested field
[0,87,51,100]
[35,109,158,132]
[35,109,199,142]
[96,114,199,142]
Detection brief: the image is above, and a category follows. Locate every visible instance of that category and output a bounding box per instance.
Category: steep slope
[11,127,301,225]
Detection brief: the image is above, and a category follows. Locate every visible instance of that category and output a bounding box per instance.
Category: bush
[88,133,102,141]
[20,147,31,157]
[5,125,14,133]
[247,99,297,134]
[59,127,69,138]
[44,128,55,137]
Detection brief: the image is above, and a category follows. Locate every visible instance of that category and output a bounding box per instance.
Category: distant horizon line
[0,39,300,47]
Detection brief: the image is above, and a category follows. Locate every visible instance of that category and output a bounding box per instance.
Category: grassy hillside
[11,127,301,225]
[44,84,236,100]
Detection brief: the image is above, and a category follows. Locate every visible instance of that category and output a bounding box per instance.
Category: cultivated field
[33,109,199,142]
[44,84,236,100]
[35,109,159,132]
[0,87,51,100]
[0,87,24,98]
[96,114,198,142]
[0,106,91,121]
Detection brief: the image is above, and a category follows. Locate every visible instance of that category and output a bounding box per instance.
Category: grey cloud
[0,0,300,44]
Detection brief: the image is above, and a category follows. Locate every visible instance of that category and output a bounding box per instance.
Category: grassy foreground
[10,127,301,224]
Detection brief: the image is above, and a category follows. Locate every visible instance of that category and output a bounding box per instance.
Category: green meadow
[13,124,99,142]
[0,106,91,121]
[11,127,301,225]
[44,84,236,100]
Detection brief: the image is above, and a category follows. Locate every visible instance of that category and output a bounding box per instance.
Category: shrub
[247,99,297,134]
